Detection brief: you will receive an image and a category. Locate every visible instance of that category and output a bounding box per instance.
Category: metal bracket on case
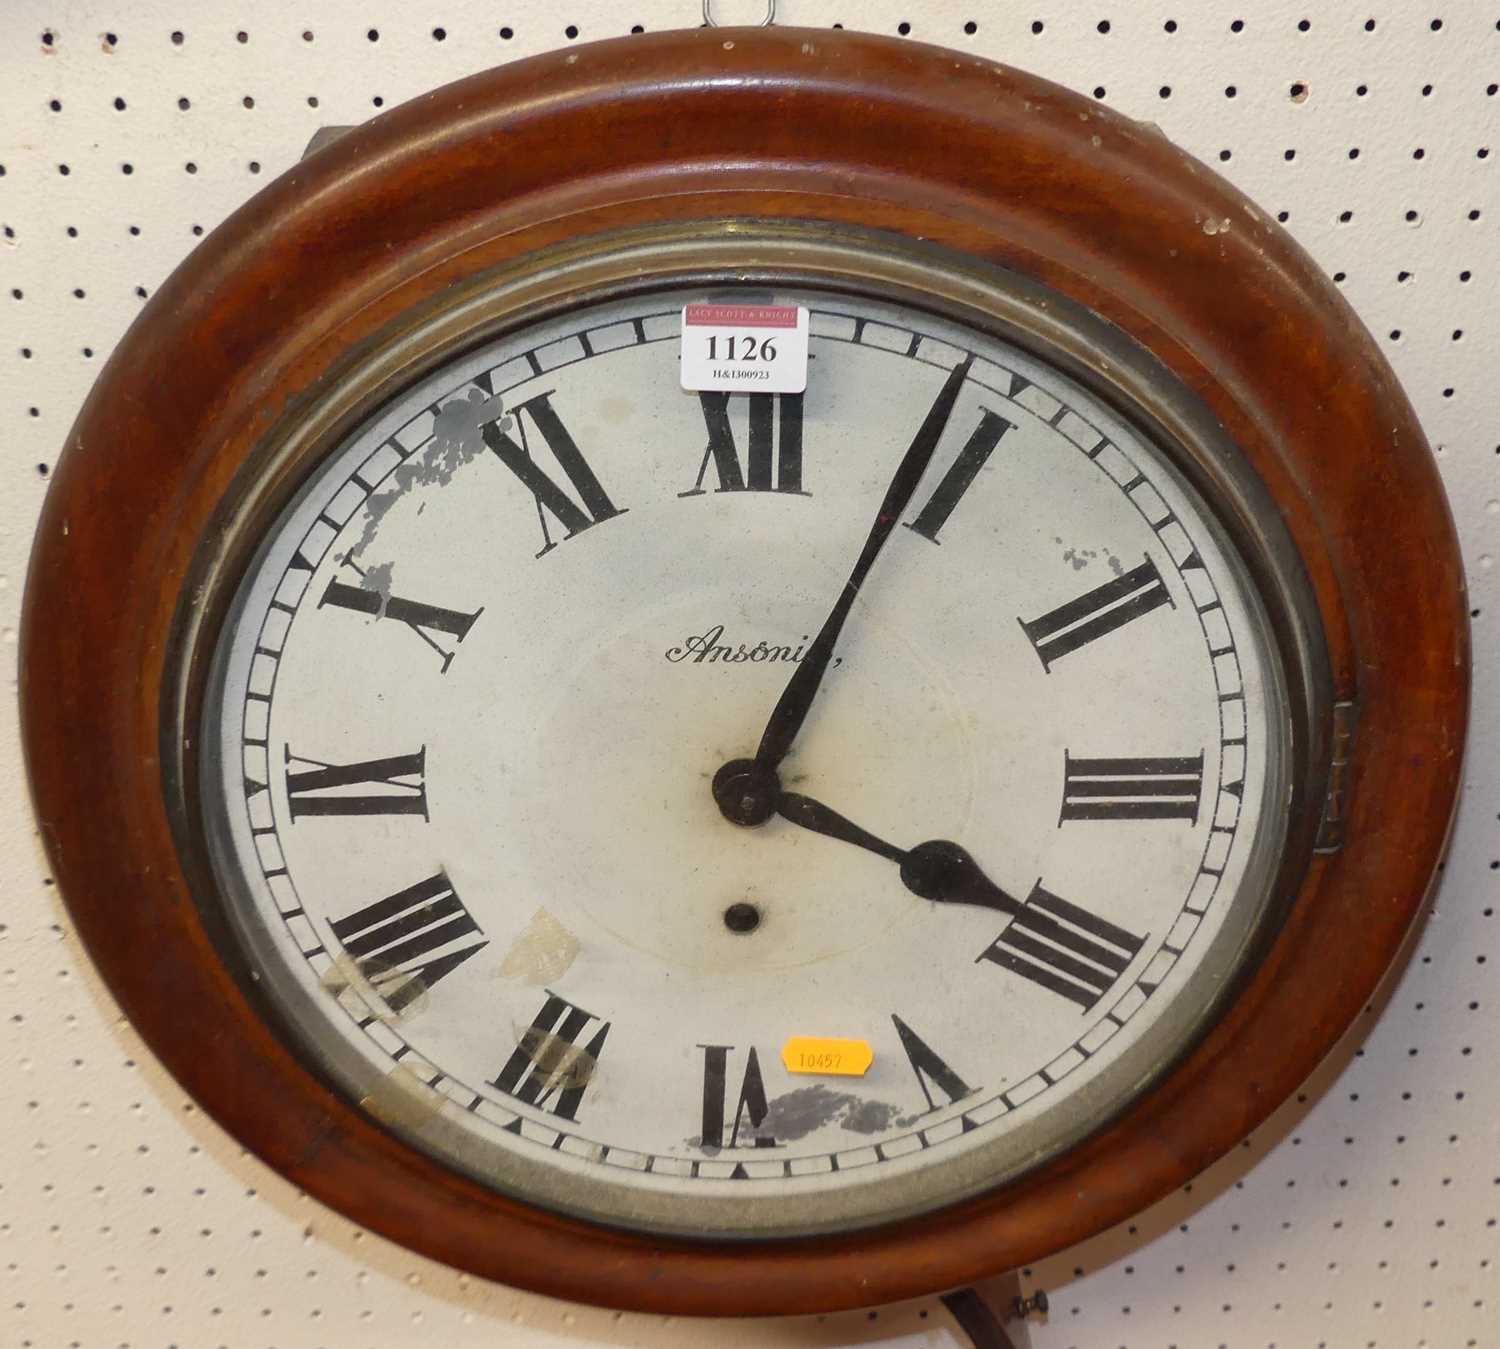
[301,125,358,160]
[1315,700,1358,853]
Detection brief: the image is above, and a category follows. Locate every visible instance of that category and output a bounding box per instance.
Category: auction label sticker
[681,303,809,394]
[781,1037,874,1077]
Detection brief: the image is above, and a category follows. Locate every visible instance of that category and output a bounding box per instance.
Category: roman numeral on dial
[1020,556,1173,670]
[319,561,482,673]
[491,991,610,1121]
[1061,751,1205,824]
[480,390,624,556]
[329,871,486,1013]
[682,391,807,498]
[977,881,1145,1011]
[284,747,428,820]
[697,1044,777,1152]
[891,1014,974,1112]
[905,407,1016,543]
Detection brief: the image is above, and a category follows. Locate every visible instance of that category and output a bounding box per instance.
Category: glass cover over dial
[203,281,1290,1237]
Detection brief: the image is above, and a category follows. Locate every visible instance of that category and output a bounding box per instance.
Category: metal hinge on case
[1314,700,1358,853]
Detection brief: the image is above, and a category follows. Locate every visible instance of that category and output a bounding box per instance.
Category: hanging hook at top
[703,0,777,26]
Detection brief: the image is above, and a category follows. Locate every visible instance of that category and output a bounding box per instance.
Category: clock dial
[204,283,1289,1236]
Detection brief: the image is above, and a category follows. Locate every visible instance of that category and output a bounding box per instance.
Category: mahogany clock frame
[19,28,1468,1316]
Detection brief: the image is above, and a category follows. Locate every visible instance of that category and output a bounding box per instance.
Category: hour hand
[775,790,905,864]
[776,790,1021,918]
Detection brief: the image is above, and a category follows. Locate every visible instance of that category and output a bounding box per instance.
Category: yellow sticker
[781,1037,873,1077]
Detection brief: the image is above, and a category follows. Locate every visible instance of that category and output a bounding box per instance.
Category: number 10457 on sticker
[680,303,810,394]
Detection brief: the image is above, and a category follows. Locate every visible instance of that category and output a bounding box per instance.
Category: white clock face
[204,282,1290,1236]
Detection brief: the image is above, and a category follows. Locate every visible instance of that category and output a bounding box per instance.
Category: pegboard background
[2,2,1495,1346]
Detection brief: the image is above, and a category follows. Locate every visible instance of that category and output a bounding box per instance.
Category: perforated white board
[2,3,1496,1346]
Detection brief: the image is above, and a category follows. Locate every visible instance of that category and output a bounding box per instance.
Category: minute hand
[753,354,974,769]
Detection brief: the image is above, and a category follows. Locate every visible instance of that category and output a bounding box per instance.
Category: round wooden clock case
[19,27,1467,1316]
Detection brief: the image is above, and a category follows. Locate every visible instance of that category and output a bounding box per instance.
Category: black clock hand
[751,354,975,772]
[775,790,906,863]
[776,790,1022,919]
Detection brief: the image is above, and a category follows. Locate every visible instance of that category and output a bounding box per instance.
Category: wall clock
[19,25,1466,1317]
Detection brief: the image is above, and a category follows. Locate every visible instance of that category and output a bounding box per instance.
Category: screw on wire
[1012,1289,1050,1320]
